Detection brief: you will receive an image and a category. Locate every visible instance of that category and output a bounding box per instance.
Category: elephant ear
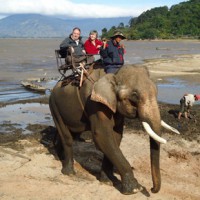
[91,74,117,113]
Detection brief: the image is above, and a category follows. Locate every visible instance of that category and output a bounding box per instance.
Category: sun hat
[110,31,126,39]
[194,94,200,100]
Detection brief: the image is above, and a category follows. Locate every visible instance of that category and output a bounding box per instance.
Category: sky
[0,0,187,19]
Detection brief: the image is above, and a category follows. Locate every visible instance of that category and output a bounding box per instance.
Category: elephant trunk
[149,114,161,193]
[138,99,162,193]
[150,137,161,193]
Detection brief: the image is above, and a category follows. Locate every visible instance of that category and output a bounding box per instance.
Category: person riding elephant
[60,27,86,57]
[84,30,103,55]
[59,27,91,67]
[49,64,179,195]
[100,31,126,73]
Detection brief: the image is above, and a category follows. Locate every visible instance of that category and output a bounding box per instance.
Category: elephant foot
[99,180,113,186]
[122,174,143,195]
[132,185,143,194]
[98,171,114,186]
[61,161,75,175]
[61,166,75,175]
[122,182,143,195]
[61,159,75,175]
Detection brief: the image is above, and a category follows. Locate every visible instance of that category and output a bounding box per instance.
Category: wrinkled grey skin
[49,65,162,194]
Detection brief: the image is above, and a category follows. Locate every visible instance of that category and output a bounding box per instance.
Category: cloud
[0,0,148,18]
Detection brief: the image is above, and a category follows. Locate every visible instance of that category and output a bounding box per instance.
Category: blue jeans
[105,65,123,74]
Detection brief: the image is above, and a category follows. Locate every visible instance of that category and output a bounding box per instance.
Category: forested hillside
[102,0,200,39]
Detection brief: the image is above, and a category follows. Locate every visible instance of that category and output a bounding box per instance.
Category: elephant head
[91,65,179,193]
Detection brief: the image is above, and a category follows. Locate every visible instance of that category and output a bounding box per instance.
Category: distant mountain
[0,14,131,38]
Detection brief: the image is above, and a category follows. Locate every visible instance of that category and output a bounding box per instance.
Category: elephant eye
[130,92,139,104]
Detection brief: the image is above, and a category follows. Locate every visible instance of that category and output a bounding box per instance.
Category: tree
[105,0,200,39]
[118,22,124,29]
[101,28,107,34]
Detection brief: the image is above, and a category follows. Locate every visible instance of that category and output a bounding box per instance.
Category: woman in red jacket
[84,30,103,55]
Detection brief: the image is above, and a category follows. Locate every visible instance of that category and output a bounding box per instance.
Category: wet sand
[145,54,200,81]
[0,40,200,199]
[145,54,200,104]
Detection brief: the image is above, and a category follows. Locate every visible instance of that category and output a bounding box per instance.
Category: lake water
[0,38,200,104]
[0,103,53,134]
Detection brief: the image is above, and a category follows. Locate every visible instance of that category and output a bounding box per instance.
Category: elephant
[49,64,179,195]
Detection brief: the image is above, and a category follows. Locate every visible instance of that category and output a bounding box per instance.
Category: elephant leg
[53,115,75,175]
[99,155,114,185]
[114,129,142,194]
[99,127,123,184]
[49,97,75,175]
[94,131,141,194]
[60,130,75,175]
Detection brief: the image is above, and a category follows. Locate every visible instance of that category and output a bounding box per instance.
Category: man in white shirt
[178,94,200,119]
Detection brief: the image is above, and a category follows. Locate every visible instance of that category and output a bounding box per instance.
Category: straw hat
[110,31,126,39]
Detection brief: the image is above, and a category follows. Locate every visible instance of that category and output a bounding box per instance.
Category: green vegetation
[101,0,200,40]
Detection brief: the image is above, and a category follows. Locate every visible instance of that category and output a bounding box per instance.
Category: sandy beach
[0,53,200,200]
[145,54,200,82]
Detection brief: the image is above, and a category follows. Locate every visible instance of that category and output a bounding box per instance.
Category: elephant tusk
[142,122,167,144]
[161,120,180,134]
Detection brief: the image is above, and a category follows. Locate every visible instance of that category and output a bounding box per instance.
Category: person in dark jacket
[60,27,86,57]
[100,31,126,73]
[59,27,87,66]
